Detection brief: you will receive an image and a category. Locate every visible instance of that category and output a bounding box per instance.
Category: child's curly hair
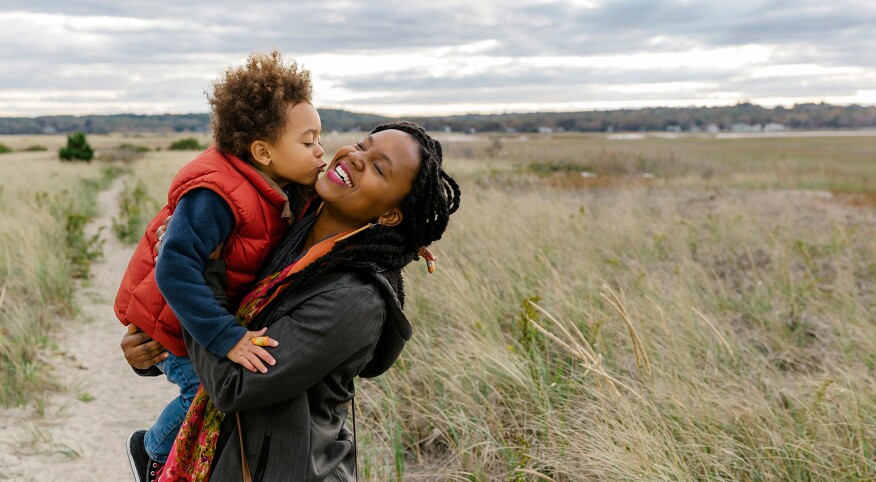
[209,50,313,162]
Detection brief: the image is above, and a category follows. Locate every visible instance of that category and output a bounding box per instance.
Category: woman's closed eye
[374,163,384,176]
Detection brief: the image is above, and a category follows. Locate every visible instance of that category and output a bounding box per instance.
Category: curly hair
[209,50,312,162]
[259,121,462,307]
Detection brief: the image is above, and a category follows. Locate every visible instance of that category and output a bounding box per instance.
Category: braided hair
[260,121,461,307]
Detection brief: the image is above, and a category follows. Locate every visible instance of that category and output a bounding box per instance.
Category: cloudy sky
[1,0,875,117]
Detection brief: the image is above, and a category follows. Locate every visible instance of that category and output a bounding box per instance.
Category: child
[114,51,325,482]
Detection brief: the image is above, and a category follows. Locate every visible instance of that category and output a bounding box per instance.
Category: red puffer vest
[114,147,290,356]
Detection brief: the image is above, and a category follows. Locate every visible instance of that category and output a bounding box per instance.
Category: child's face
[262,102,326,187]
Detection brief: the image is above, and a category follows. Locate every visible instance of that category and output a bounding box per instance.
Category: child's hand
[226,327,279,373]
[417,246,437,273]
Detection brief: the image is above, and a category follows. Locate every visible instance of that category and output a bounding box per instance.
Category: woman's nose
[348,150,365,170]
[315,144,324,158]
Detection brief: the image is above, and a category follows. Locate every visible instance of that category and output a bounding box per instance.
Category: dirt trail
[0,176,177,481]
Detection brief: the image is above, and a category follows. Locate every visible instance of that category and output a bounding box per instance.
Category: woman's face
[317,129,420,226]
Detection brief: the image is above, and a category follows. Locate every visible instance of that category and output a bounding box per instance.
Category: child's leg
[144,353,200,463]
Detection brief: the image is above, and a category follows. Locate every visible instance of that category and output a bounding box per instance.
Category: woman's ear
[377,208,403,227]
[249,140,272,167]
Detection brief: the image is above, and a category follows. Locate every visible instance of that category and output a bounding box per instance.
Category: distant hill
[0,109,392,135]
[1,103,874,135]
[408,103,876,133]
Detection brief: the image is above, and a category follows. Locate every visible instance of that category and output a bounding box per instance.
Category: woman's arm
[186,280,386,413]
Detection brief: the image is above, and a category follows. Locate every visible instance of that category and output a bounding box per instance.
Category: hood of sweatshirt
[345,261,413,378]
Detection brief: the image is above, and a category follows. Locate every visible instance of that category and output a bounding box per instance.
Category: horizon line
[3,100,876,120]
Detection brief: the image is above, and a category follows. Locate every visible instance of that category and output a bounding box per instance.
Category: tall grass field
[1,131,874,480]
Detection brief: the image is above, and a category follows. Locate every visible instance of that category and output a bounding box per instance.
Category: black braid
[262,121,461,308]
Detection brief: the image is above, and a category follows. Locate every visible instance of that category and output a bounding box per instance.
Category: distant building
[443,125,452,133]
[763,123,787,132]
[537,126,553,135]
[730,123,763,132]
[705,123,720,133]
[665,125,681,133]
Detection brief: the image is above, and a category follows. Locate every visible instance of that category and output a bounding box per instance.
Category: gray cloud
[0,0,874,115]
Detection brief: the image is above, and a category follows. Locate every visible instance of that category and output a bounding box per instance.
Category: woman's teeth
[335,165,353,187]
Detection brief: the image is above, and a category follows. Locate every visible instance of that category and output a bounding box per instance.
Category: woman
[122,121,460,481]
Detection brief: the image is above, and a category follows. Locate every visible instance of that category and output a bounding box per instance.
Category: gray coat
[183,264,412,481]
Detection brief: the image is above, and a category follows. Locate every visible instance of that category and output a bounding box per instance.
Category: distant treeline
[1,103,874,135]
[411,103,876,133]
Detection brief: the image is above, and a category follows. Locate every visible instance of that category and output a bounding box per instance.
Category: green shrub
[112,179,158,244]
[169,137,204,151]
[24,145,48,152]
[98,145,147,163]
[119,143,151,153]
[63,212,104,278]
[0,144,11,154]
[59,131,94,162]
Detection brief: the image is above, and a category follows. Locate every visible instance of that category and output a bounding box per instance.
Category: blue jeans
[144,352,200,463]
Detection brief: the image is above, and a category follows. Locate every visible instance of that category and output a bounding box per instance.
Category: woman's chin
[314,176,330,195]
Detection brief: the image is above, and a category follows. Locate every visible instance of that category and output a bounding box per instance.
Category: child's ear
[377,208,403,227]
[249,140,271,167]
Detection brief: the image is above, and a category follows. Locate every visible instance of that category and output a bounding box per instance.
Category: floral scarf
[159,228,353,482]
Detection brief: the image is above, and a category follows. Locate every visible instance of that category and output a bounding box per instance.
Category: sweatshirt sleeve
[186,283,386,413]
[155,188,246,358]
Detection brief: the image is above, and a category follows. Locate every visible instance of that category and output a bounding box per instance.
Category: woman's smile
[326,160,354,188]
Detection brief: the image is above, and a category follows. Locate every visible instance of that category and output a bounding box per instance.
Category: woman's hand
[153,216,171,261]
[226,327,279,373]
[120,324,169,370]
[154,215,222,261]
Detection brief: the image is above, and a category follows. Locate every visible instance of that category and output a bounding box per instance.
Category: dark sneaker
[126,430,164,482]
[147,459,165,482]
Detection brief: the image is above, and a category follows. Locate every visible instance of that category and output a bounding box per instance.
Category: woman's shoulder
[275,267,389,314]
[303,268,380,295]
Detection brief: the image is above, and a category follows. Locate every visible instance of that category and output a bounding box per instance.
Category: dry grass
[1,132,874,480]
[353,133,876,480]
[0,150,123,405]
[452,133,876,194]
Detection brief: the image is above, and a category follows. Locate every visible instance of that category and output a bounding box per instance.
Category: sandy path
[0,176,177,481]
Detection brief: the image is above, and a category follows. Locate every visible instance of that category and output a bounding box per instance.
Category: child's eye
[356,142,364,150]
[375,164,384,176]
[304,143,313,147]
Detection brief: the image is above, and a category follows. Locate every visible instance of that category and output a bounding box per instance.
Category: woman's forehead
[371,129,421,171]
